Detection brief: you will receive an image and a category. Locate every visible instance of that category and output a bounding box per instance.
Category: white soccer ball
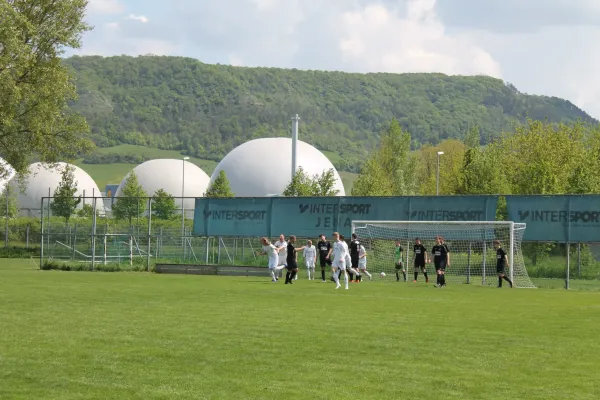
[380,272,386,277]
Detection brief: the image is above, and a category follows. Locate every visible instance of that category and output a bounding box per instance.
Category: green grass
[74,144,358,193]
[1,260,598,399]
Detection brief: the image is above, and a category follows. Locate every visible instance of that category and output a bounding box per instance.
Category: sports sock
[436,274,441,285]
[285,271,291,284]
[498,276,503,287]
[503,276,513,286]
[396,272,400,281]
[321,269,326,281]
[423,271,428,280]
[348,272,354,281]
[344,271,349,289]
[365,271,372,279]
[414,272,418,281]
[441,274,446,285]
[402,271,407,281]
[333,271,340,284]
[270,270,276,280]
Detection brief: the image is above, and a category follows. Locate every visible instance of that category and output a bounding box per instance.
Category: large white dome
[115,159,210,210]
[210,138,346,197]
[9,162,104,211]
[0,157,16,194]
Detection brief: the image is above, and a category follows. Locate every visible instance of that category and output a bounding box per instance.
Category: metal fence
[0,196,597,288]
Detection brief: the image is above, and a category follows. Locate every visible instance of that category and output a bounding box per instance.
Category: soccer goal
[351,220,535,288]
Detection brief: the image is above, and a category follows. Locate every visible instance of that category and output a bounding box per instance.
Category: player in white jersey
[257,237,280,282]
[303,240,317,280]
[340,234,361,282]
[274,234,288,279]
[331,232,349,290]
[357,244,372,280]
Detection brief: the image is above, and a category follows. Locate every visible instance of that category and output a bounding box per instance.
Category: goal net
[351,220,535,288]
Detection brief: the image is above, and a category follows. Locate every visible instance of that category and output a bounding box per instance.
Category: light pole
[436,151,444,195]
[181,156,190,257]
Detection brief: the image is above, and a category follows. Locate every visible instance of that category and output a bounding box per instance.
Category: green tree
[0,0,93,174]
[283,167,339,196]
[112,172,147,224]
[76,203,95,218]
[50,165,81,223]
[204,170,234,198]
[352,119,415,196]
[152,189,176,220]
[0,185,18,218]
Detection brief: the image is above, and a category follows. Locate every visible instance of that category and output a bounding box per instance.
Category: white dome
[9,162,104,211]
[211,138,345,197]
[0,158,16,194]
[115,159,210,210]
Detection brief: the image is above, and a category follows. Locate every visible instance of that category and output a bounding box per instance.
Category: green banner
[506,195,600,242]
[194,196,498,237]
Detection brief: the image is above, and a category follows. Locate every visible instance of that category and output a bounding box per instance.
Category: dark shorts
[320,258,332,268]
[496,265,506,274]
[286,261,298,270]
[435,260,447,271]
[414,260,426,269]
[351,257,359,269]
[395,262,404,270]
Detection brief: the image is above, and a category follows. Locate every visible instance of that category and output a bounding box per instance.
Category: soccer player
[274,234,288,279]
[395,240,406,282]
[303,240,317,280]
[412,238,429,283]
[331,232,348,290]
[494,240,513,288]
[285,236,305,284]
[432,236,450,287]
[257,237,279,282]
[317,234,332,282]
[339,234,354,282]
[357,243,372,280]
[350,233,363,282]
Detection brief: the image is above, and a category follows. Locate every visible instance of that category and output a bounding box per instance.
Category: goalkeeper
[394,240,406,282]
[494,240,513,288]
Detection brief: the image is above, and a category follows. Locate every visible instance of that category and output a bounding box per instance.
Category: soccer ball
[380,272,386,277]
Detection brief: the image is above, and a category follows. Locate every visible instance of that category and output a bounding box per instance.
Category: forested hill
[64,55,596,172]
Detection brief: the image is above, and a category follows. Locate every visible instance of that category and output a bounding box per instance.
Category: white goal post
[351,220,535,288]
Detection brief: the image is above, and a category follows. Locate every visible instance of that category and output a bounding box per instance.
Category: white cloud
[128,14,149,23]
[87,0,124,15]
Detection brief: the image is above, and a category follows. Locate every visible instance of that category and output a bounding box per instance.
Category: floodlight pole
[436,151,444,195]
[182,156,190,259]
[291,114,300,181]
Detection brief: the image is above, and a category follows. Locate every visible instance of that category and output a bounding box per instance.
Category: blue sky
[75,0,600,118]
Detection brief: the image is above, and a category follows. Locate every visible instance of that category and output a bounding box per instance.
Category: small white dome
[9,162,104,212]
[115,159,210,210]
[0,158,16,194]
[210,138,345,197]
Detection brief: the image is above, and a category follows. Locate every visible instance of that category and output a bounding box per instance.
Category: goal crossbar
[351,220,533,288]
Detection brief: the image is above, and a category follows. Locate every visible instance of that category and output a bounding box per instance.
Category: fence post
[565,242,570,290]
[129,236,133,267]
[205,237,210,264]
[218,237,222,264]
[39,197,44,270]
[577,242,581,278]
[26,225,29,248]
[482,240,487,285]
[91,198,97,271]
[467,242,471,284]
[4,183,9,248]
[147,198,152,272]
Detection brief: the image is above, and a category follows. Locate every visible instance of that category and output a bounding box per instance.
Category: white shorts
[336,260,346,270]
[306,261,315,268]
[268,258,278,269]
[358,261,367,269]
[345,255,351,266]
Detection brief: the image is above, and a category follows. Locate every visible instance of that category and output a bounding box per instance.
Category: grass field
[73,144,358,193]
[1,260,598,400]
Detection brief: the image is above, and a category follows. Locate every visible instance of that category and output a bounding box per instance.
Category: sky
[75,0,600,119]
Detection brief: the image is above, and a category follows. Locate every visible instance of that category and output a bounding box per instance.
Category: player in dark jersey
[350,233,362,282]
[395,240,406,282]
[317,234,332,283]
[431,236,450,287]
[285,236,305,284]
[412,238,429,283]
[494,240,513,288]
